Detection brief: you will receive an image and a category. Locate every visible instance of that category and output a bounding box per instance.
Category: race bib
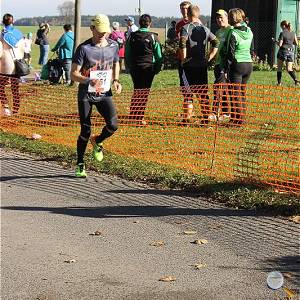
[88,70,112,93]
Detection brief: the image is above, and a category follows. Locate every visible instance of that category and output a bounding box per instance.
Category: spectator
[109,22,126,71]
[225,8,253,126]
[179,5,219,124]
[51,24,74,85]
[167,21,177,42]
[275,20,299,86]
[210,9,232,123]
[125,14,163,125]
[0,13,24,116]
[23,32,33,66]
[36,22,50,66]
[124,16,138,39]
[71,14,122,178]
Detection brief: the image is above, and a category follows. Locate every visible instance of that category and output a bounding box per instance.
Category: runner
[179,5,219,124]
[71,14,122,178]
[210,9,232,123]
[225,8,253,126]
[275,20,299,86]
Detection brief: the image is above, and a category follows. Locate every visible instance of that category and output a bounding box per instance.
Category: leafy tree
[57,1,75,24]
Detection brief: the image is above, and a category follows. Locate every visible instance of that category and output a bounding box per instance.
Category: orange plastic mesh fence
[1,75,299,194]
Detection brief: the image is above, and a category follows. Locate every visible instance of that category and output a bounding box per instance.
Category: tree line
[14,15,211,28]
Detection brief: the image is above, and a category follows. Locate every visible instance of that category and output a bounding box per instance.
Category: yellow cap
[216,9,228,16]
[91,14,111,33]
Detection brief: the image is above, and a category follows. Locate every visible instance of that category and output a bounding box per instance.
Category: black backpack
[47,58,63,84]
[128,31,157,68]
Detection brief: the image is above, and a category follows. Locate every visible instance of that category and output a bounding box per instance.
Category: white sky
[1,0,212,20]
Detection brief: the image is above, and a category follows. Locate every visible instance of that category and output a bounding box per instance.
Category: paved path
[1,150,299,300]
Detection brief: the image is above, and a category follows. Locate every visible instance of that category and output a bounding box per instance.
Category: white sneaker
[219,114,231,122]
[2,107,12,116]
[208,113,217,122]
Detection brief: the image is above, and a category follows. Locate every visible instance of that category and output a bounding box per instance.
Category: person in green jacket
[125,14,163,125]
[226,8,253,126]
[51,24,74,85]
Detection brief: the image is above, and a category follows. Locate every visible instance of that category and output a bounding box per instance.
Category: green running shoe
[90,135,104,162]
[75,163,87,178]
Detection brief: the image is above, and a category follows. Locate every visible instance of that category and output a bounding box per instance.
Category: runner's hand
[113,81,122,94]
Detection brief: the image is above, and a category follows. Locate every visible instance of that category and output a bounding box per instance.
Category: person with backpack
[0,13,25,116]
[109,22,125,71]
[125,14,163,125]
[71,14,122,178]
[51,24,74,85]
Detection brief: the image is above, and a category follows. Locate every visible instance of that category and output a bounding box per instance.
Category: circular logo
[267,271,284,290]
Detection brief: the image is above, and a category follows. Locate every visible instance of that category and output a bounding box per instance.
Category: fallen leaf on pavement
[283,287,297,298]
[133,220,140,224]
[159,275,176,282]
[89,230,102,236]
[288,216,300,224]
[194,263,206,269]
[150,240,165,247]
[183,230,197,235]
[191,239,208,245]
[212,224,222,229]
[64,259,76,263]
[282,272,294,279]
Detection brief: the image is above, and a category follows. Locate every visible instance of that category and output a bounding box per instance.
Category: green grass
[1,131,299,216]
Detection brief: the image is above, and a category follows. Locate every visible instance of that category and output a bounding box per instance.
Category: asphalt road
[1,149,299,300]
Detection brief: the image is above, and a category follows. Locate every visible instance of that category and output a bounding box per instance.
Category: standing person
[179,5,219,124]
[225,8,253,126]
[23,32,33,66]
[124,16,138,39]
[36,23,50,66]
[210,9,232,122]
[109,22,126,71]
[71,14,122,178]
[167,21,177,42]
[125,14,163,125]
[275,20,299,86]
[0,13,24,116]
[51,24,74,85]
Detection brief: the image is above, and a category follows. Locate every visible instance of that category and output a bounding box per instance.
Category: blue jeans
[39,45,49,65]
[61,59,72,82]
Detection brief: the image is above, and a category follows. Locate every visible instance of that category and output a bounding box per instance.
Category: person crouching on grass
[71,14,122,178]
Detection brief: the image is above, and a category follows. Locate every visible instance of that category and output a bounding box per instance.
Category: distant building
[211,0,300,64]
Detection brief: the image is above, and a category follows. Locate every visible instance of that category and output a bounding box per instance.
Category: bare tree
[57,1,75,24]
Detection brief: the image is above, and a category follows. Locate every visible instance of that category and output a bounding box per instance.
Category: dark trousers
[77,96,118,164]
[129,66,155,120]
[213,65,229,114]
[229,62,252,123]
[0,74,20,113]
[181,66,210,119]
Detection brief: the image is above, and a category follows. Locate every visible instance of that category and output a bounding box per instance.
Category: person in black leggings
[226,8,253,126]
[71,14,122,178]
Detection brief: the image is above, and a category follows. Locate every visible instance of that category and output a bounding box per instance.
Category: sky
[1,0,212,20]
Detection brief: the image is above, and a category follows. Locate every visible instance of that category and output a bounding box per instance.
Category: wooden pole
[74,0,81,52]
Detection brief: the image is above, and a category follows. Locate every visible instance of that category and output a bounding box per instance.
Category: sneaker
[208,113,217,122]
[277,83,282,86]
[219,114,230,123]
[75,163,87,178]
[2,107,12,116]
[90,135,104,162]
[295,80,300,87]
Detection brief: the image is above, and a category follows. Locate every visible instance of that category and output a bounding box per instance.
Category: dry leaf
[288,216,300,224]
[194,263,206,269]
[64,259,76,263]
[133,220,140,224]
[191,239,208,245]
[159,275,176,282]
[183,230,197,235]
[89,230,102,236]
[150,240,165,247]
[283,287,297,298]
[282,272,294,279]
[212,224,222,229]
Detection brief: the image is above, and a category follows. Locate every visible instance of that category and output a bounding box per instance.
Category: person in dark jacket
[275,20,299,86]
[51,24,74,84]
[225,8,253,126]
[36,23,50,66]
[125,14,163,125]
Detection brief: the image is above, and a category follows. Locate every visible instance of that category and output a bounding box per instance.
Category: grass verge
[1,131,299,216]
